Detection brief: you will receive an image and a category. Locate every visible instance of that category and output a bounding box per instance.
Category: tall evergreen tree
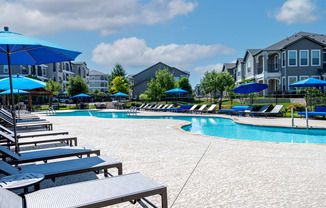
[107,64,128,94]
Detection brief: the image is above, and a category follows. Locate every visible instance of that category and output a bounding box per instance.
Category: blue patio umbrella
[0,89,29,95]
[0,26,81,152]
[233,82,268,104]
[290,78,326,109]
[0,74,46,90]
[289,78,326,88]
[233,82,268,94]
[112,92,129,97]
[73,93,91,98]
[165,88,188,94]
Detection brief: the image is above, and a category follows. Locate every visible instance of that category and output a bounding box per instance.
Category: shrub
[286,104,305,112]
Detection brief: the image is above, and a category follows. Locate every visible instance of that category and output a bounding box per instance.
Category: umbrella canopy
[165,88,188,94]
[0,74,46,90]
[233,82,268,94]
[289,78,326,88]
[73,93,91,98]
[112,92,128,97]
[0,27,81,65]
[0,89,29,95]
[0,26,81,153]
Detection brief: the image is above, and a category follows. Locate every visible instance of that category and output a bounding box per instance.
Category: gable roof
[244,49,261,60]
[223,63,236,70]
[89,70,106,76]
[264,32,326,50]
[131,62,189,78]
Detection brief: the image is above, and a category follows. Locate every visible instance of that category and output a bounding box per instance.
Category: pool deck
[32,110,326,207]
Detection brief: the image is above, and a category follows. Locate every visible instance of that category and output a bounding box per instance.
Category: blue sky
[2,0,326,86]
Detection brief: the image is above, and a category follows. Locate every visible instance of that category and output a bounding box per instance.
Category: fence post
[306,107,309,130]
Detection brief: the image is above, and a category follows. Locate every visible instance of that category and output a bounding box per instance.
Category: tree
[107,64,128,94]
[92,89,100,95]
[111,76,129,94]
[215,72,234,109]
[145,68,176,101]
[177,77,192,94]
[66,75,90,97]
[45,79,62,106]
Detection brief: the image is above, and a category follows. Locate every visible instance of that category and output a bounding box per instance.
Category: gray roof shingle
[264,32,326,50]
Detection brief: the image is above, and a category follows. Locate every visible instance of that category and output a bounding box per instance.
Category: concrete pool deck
[32,110,326,207]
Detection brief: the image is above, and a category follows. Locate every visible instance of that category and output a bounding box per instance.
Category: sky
[2,0,326,86]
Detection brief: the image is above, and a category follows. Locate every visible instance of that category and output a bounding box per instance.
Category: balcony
[267,64,279,73]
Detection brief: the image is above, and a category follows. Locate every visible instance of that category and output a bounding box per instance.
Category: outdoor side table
[0,173,44,193]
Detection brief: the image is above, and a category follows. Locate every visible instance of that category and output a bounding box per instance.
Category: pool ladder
[127,106,138,116]
[46,107,56,115]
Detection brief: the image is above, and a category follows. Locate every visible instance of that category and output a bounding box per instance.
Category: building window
[311,50,320,66]
[311,75,320,80]
[288,76,297,91]
[299,50,309,66]
[174,77,180,82]
[237,65,241,76]
[300,76,309,81]
[323,52,326,62]
[247,60,251,73]
[282,77,286,91]
[92,76,95,80]
[288,50,297,66]
[92,83,95,87]
[282,51,286,68]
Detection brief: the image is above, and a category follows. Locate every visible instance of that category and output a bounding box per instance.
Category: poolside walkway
[36,110,326,208]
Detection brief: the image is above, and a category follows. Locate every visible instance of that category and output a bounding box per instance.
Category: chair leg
[161,187,168,208]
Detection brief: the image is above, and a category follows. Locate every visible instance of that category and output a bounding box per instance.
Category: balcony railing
[267,64,279,73]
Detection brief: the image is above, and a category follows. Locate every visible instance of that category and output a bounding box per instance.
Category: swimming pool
[52,111,326,144]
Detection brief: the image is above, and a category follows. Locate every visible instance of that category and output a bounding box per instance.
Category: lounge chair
[233,105,255,117]
[0,172,167,208]
[185,104,198,113]
[0,154,123,180]
[150,104,163,111]
[218,106,249,115]
[137,103,145,110]
[257,105,283,118]
[298,107,326,118]
[0,131,77,151]
[194,104,207,114]
[0,145,100,164]
[140,104,149,111]
[250,105,270,117]
[161,104,173,112]
[0,109,40,120]
[155,104,168,112]
[144,104,154,111]
[0,124,68,138]
[168,105,192,112]
[0,115,53,130]
[202,104,217,114]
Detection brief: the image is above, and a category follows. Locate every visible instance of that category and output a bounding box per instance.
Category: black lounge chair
[0,124,68,138]
[0,172,167,208]
[0,131,77,151]
[250,105,270,117]
[254,105,284,118]
[0,145,100,164]
[233,105,255,116]
[0,154,123,180]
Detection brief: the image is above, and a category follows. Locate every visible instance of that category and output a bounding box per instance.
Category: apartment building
[89,70,108,93]
[223,32,326,95]
[129,62,190,99]
[0,61,90,94]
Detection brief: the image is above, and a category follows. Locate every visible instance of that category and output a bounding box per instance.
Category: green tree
[66,75,90,97]
[215,72,235,109]
[92,89,100,95]
[107,64,128,94]
[45,79,62,106]
[139,93,148,102]
[111,76,129,94]
[177,77,192,94]
[145,68,176,101]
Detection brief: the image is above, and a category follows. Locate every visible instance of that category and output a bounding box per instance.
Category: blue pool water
[53,111,326,144]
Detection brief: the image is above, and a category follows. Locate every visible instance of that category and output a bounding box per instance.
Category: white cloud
[92,37,235,70]
[0,0,197,36]
[272,0,319,24]
[193,64,223,75]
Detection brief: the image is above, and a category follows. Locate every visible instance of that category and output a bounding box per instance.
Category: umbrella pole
[6,45,19,153]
